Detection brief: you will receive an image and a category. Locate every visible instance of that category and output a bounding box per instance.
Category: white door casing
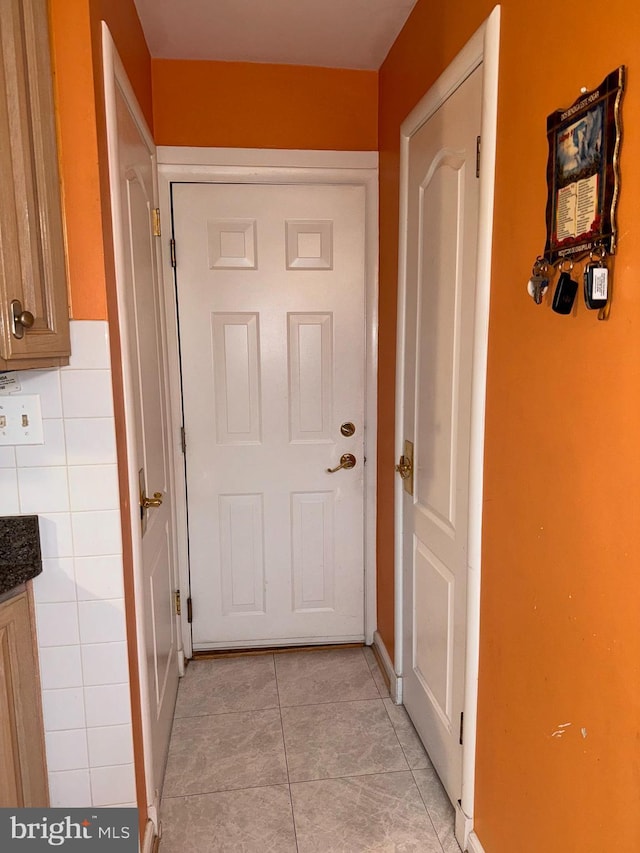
[394,7,500,848]
[173,181,368,648]
[102,25,180,829]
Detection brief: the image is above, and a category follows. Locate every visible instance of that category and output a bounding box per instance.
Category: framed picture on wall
[544,66,625,264]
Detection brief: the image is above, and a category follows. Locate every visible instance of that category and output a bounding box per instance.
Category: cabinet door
[0,589,48,807]
[0,0,70,368]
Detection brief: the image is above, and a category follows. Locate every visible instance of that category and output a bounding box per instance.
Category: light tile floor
[160,646,461,853]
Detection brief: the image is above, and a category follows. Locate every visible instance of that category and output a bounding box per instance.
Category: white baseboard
[178,648,186,677]
[466,831,486,853]
[372,631,401,703]
[455,802,474,850]
[141,819,158,853]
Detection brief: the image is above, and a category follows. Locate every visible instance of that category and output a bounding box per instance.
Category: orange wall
[379,1,640,851]
[48,0,152,320]
[152,59,377,150]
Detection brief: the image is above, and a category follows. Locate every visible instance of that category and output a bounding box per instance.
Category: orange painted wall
[152,59,377,150]
[379,1,640,851]
[48,0,152,320]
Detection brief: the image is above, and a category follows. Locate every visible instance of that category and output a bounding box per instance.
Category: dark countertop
[0,515,42,594]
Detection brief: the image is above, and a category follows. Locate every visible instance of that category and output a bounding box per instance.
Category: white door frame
[157,148,379,659]
[394,7,500,848]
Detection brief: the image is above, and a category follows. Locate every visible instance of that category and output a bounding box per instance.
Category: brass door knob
[141,491,163,509]
[395,456,412,479]
[326,453,356,473]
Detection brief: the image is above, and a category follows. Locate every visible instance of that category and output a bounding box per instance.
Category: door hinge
[476,136,481,178]
[459,711,464,745]
[170,238,176,268]
[186,597,193,624]
[180,426,186,454]
[174,589,181,616]
[151,208,161,237]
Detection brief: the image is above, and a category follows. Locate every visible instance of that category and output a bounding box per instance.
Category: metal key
[527,274,549,305]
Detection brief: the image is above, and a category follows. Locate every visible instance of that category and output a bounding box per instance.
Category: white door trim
[394,5,500,838]
[157,149,379,658]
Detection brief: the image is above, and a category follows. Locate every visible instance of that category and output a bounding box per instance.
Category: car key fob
[552,271,578,314]
[584,262,608,310]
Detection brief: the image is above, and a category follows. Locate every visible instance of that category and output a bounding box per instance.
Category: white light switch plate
[0,395,44,445]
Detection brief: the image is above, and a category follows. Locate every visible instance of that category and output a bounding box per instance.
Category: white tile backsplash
[6,322,135,807]
[42,687,86,731]
[68,464,119,511]
[84,683,132,728]
[75,555,124,601]
[61,370,114,418]
[78,599,126,645]
[0,468,19,514]
[0,445,16,467]
[15,370,63,418]
[38,512,74,559]
[16,419,66,467]
[32,557,77,603]
[64,418,117,465]
[36,602,80,647]
[45,729,89,772]
[38,645,84,690]
[71,510,122,557]
[81,642,129,686]
[87,725,134,768]
[48,769,92,807]
[18,466,70,513]
[67,321,111,370]
[90,764,136,807]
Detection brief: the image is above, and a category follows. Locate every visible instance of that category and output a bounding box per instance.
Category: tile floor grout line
[273,652,301,852]
[289,767,419,786]
[173,704,279,721]
[280,695,385,711]
[381,695,414,772]
[411,767,451,853]
[161,778,294,800]
[161,779,295,802]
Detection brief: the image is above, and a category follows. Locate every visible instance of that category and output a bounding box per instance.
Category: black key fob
[552,271,578,314]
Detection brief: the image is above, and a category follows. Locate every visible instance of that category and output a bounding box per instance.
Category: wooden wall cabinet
[0,0,70,369]
[0,585,48,807]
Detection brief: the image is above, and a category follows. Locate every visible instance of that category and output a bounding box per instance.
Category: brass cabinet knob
[11,300,35,339]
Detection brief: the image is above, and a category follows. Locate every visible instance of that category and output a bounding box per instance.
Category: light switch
[0,395,44,445]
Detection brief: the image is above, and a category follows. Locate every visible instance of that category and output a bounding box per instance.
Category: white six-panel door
[172,182,366,648]
[400,65,482,804]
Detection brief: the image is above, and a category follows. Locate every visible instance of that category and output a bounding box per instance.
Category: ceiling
[133,0,419,70]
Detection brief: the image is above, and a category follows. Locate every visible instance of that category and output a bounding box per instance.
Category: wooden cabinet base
[0,585,49,807]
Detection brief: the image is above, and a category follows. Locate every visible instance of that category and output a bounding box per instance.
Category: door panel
[173,182,366,648]
[401,66,482,804]
[111,82,179,800]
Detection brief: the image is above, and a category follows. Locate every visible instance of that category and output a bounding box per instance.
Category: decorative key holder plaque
[527,66,625,320]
